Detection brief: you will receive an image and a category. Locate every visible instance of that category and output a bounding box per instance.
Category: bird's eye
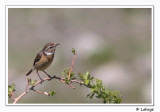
[48,46,53,49]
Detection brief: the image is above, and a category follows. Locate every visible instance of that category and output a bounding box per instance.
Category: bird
[26,43,59,81]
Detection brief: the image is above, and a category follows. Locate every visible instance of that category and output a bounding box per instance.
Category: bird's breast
[35,53,54,70]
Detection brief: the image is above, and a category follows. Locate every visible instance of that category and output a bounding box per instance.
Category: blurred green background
[8,8,152,104]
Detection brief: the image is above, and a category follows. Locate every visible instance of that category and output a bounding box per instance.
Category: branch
[32,89,49,96]
[10,50,87,104]
[9,48,122,104]
[13,90,30,104]
[12,75,86,104]
[68,53,77,80]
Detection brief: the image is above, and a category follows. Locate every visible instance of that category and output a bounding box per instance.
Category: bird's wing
[33,51,43,66]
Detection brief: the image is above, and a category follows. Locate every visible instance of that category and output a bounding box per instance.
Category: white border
[6,5,153,8]
[6,5,154,106]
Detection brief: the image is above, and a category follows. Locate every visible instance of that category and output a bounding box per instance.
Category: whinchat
[26,43,59,81]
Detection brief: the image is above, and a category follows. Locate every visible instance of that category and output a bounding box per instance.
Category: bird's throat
[44,51,54,56]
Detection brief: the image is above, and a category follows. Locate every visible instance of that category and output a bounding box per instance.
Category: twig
[26,80,30,92]
[11,92,15,102]
[32,89,49,96]
[67,83,75,89]
[13,90,30,104]
[68,53,77,80]
[70,79,89,87]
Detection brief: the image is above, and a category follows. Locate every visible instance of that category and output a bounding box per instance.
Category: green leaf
[8,85,11,88]
[84,80,89,85]
[8,84,16,92]
[8,84,16,98]
[62,68,70,76]
[27,78,32,84]
[115,97,122,103]
[96,79,102,88]
[72,48,76,55]
[103,100,107,103]
[11,84,15,88]
[64,78,69,84]
[90,87,98,93]
[86,93,91,98]
[8,88,12,93]
[80,71,122,103]
[90,77,94,80]
[70,72,75,79]
[62,68,75,79]
[102,92,107,98]
[96,94,102,98]
[89,93,95,99]
[31,80,37,85]
[85,71,90,79]
[49,91,56,96]
[78,73,85,80]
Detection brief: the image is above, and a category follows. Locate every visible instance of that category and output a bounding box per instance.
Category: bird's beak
[55,43,60,47]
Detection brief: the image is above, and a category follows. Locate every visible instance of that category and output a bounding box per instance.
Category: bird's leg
[43,71,52,78]
[36,70,43,82]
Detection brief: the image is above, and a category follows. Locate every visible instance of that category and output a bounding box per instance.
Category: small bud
[44,92,49,96]
[72,48,76,55]
[27,78,31,84]
[31,80,37,85]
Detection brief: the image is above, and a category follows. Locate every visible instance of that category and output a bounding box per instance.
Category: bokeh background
[8,8,152,104]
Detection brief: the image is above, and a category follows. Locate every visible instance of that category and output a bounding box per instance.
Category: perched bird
[26,43,59,81]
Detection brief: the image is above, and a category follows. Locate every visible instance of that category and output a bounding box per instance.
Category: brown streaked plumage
[26,43,59,81]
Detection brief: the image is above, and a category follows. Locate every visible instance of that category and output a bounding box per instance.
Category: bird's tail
[26,68,34,76]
